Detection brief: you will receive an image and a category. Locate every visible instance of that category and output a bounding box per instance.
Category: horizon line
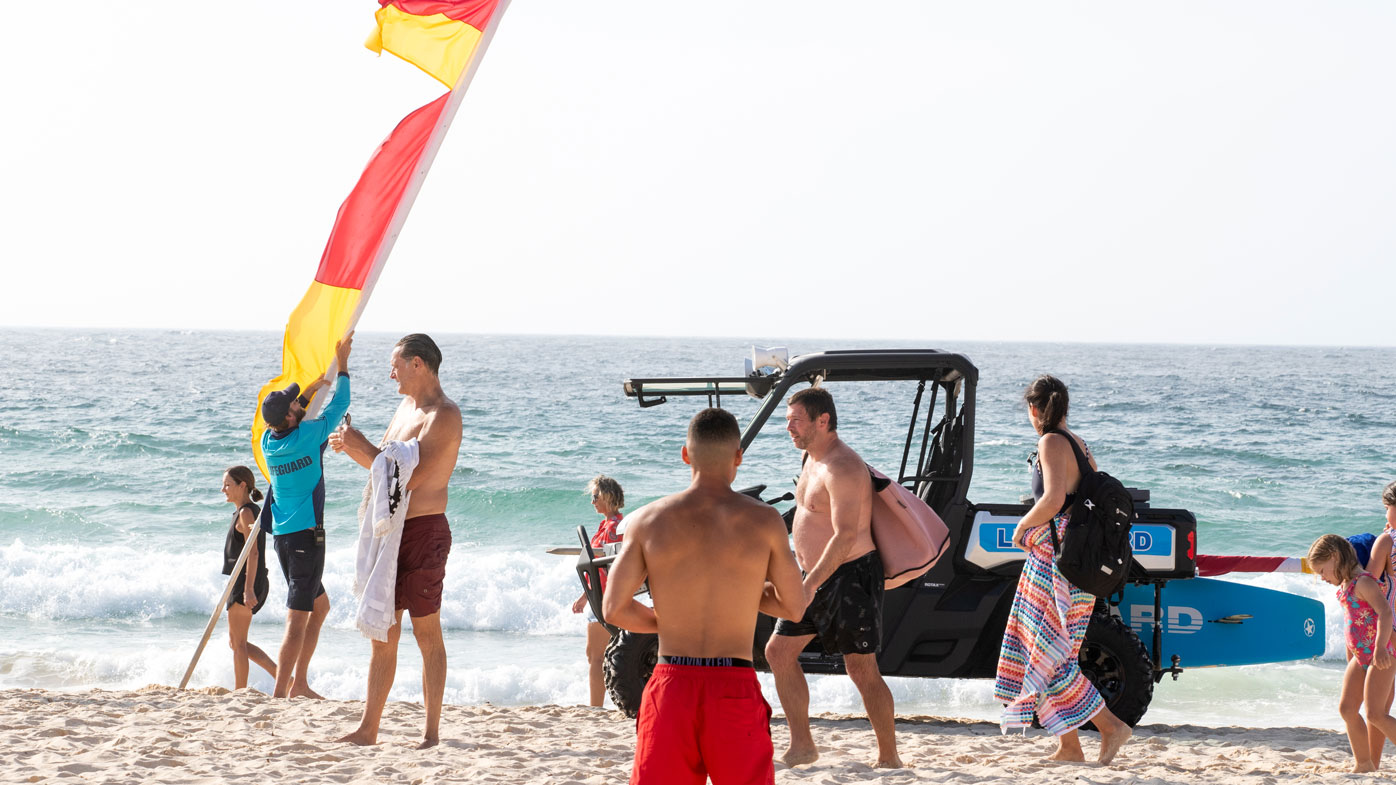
[1,324,1391,351]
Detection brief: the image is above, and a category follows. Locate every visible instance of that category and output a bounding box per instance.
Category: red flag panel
[382,0,499,30]
[314,93,450,290]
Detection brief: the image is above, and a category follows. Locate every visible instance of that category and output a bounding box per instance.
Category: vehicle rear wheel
[1079,611,1154,729]
[603,630,658,719]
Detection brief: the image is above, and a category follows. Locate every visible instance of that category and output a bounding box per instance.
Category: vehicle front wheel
[603,630,658,719]
[1079,611,1154,728]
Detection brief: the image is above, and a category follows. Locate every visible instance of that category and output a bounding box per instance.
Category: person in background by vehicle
[571,474,625,707]
[995,374,1131,764]
[603,407,806,785]
[766,386,902,769]
[1343,480,1396,767]
[220,465,275,689]
[1309,533,1396,773]
[260,333,353,700]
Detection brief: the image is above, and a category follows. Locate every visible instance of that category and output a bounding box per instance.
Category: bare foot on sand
[1045,748,1088,763]
[335,729,378,746]
[874,756,904,769]
[1353,761,1377,774]
[415,737,440,750]
[781,745,819,767]
[289,683,324,700]
[1097,724,1132,766]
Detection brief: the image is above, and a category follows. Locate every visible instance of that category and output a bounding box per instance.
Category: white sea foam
[0,538,1352,727]
[0,541,1348,663]
[0,632,599,709]
[0,539,234,622]
[0,540,589,637]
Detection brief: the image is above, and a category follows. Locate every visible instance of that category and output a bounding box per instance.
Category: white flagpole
[309,0,514,418]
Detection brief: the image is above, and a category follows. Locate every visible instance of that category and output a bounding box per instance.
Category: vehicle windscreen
[738,378,964,511]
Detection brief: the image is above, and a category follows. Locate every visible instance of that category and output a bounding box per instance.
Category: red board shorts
[396,514,452,618]
[630,663,774,785]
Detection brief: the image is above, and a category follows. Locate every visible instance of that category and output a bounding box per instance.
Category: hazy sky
[2,2,1392,345]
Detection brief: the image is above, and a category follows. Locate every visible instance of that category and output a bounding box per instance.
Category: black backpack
[1047,430,1135,597]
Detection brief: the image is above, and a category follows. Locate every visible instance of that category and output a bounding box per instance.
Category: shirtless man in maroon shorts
[329,333,462,749]
[604,408,807,785]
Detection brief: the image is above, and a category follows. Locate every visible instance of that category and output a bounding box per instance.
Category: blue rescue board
[1118,578,1325,668]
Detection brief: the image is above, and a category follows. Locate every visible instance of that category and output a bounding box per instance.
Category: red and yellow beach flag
[251,96,450,478]
[367,1,501,88]
[252,0,508,479]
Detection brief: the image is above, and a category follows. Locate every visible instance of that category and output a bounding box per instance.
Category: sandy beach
[0,686,1371,784]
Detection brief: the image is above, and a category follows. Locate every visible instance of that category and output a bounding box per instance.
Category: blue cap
[261,383,301,426]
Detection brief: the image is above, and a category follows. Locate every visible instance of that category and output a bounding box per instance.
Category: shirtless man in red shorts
[603,407,807,785]
[329,333,462,749]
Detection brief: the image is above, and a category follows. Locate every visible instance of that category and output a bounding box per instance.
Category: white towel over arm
[353,438,420,641]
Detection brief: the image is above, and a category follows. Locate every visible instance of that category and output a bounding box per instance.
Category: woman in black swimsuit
[221,466,276,689]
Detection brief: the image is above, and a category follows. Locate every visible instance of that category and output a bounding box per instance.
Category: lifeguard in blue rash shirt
[258,333,353,700]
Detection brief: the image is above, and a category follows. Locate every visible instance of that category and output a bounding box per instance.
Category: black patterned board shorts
[773,550,885,656]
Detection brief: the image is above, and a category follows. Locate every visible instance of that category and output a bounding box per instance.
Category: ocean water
[1,329,1392,731]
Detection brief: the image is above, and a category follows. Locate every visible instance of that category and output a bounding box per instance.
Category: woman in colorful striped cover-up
[993,375,1132,765]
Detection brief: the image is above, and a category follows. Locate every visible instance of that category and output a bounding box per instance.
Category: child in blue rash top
[259,332,353,699]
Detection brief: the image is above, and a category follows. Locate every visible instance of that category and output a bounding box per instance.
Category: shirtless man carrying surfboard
[765,386,902,769]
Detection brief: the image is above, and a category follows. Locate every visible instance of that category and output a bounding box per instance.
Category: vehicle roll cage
[623,349,979,513]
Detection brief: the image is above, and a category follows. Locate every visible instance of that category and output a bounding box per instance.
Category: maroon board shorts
[630,663,774,785]
[396,513,452,617]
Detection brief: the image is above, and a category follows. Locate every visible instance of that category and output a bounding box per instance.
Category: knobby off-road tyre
[1079,611,1154,729]
[603,630,658,719]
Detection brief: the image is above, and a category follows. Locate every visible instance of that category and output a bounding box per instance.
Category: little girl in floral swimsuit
[1345,480,1396,766]
[1309,533,1396,773]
